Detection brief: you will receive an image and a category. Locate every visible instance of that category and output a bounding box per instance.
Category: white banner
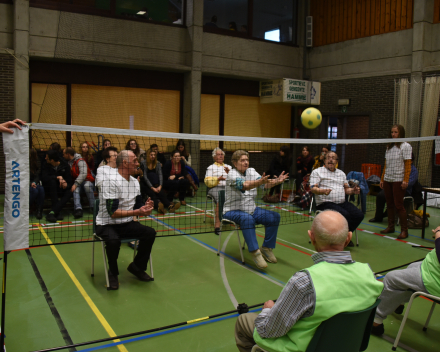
[3,125,29,251]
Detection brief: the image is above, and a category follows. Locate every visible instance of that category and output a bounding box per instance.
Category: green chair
[217,190,245,264]
[252,299,380,352]
[91,199,154,290]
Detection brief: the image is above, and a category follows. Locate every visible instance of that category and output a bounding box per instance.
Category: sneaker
[46,212,58,223]
[214,227,221,236]
[252,250,268,269]
[56,213,64,220]
[74,209,83,219]
[371,323,384,336]
[127,262,154,282]
[369,218,382,223]
[261,247,277,263]
[108,272,119,290]
[173,202,181,211]
[168,202,181,213]
[158,202,167,215]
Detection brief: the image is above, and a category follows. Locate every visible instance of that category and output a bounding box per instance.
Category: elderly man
[372,225,440,336]
[204,147,232,234]
[95,150,156,290]
[63,147,95,219]
[309,151,364,247]
[234,210,383,352]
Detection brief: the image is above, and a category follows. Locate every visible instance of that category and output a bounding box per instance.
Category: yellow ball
[301,107,322,130]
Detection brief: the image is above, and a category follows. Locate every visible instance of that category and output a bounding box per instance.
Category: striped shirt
[254,251,354,338]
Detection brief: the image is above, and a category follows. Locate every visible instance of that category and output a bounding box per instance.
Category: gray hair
[212,147,225,159]
[231,150,249,165]
[311,210,349,246]
[116,150,131,167]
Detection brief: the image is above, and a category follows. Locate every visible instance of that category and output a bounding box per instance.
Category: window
[203,0,248,32]
[328,125,337,152]
[264,29,280,42]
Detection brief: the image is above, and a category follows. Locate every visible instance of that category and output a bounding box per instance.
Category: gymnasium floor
[1,188,439,352]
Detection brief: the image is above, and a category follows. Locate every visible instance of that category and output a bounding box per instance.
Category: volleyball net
[3,122,440,250]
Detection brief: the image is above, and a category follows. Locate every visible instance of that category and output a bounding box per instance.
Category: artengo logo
[11,161,20,218]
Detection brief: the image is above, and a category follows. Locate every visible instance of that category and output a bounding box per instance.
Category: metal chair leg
[217,224,223,256]
[236,229,245,264]
[91,240,95,277]
[355,229,359,246]
[203,196,208,223]
[423,301,436,331]
[149,254,154,279]
[100,241,110,290]
[279,182,284,202]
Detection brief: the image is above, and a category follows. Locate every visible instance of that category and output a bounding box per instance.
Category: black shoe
[56,213,64,220]
[347,240,355,247]
[394,305,404,314]
[371,323,384,336]
[46,212,58,223]
[369,218,382,223]
[74,209,83,219]
[214,227,221,236]
[108,272,119,290]
[36,206,43,220]
[127,262,153,282]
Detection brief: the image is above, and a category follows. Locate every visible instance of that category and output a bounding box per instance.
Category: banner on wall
[259,78,321,105]
[3,125,29,251]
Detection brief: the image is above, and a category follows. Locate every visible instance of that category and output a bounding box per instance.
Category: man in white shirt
[95,150,156,290]
[309,152,363,247]
[204,147,232,234]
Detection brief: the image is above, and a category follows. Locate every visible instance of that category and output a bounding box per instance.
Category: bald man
[234,210,383,352]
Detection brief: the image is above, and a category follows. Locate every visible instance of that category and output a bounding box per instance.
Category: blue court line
[151,216,286,286]
[77,308,262,352]
[360,222,435,242]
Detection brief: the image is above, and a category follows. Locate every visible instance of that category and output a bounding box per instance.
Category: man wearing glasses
[309,152,364,247]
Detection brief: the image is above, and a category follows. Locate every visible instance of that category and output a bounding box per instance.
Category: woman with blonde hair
[80,142,95,175]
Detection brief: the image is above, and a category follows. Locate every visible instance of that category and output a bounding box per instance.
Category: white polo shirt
[95,165,119,189]
[96,172,140,225]
[309,166,348,205]
[384,142,412,182]
[224,168,263,215]
[205,162,232,188]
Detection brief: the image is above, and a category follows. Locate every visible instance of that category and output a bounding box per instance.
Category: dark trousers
[163,178,190,202]
[383,181,408,231]
[143,186,171,209]
[317,201,364,232]
[29,185,45,207]
[374,189,387,220]
[43,179,72,215]
[295,171,304,193]
[96,221,156,276]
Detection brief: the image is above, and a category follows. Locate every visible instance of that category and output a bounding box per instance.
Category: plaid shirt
[254,251,354,338]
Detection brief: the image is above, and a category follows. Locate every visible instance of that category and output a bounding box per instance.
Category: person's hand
[152,187,160,193]
[145,197,154,209]
[224,166,230,174]
[58,177,64,186]
[181,156,185,160]
[57,176,63,180]
[31,182,37,188]
[157,185,162,192]
[277,171,289,183]
[380,181,384,189]
[60,180,67,189]
[322,189,332,195]
[218,175,226,181]
[432,226,440,240]
[169,175,176,180]
[0,119,25,134]
[259,172,271,184]
[298,170,302,174]
[353,186,360,195]
[179,176,184,180]
[263,300,275,309]
[401,181,408,190]
[71,184,77,192]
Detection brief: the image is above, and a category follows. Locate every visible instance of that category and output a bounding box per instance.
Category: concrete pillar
[183,0,203,175]
[13,0,30,123]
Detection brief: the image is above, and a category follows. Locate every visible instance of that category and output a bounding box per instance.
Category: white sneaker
[252,250,268,269]
[261,247,277,263]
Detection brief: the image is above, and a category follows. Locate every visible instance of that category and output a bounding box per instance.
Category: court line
[37,225,128,352]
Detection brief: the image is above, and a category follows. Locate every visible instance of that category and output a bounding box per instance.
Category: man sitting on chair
[95,150,156,290]
[204,147,232,235]
[309,151,364,247]
[372,225,440,336]
[235,210,383,352]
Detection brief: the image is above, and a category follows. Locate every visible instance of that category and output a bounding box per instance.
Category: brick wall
[0,54,15,193]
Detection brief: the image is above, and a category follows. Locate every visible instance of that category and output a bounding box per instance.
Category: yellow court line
[38,225,128,352]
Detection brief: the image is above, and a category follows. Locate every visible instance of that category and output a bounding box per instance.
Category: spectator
[264,146,292,201]
[80,142,95,176]
[150,143,167,166]
[223,150,288,269]
[309,151,364,247]
[379,124,412,239]
[95,150,156,290]
[205,15,218,27]
[312,145,332,170]
[29,148,45,220]
[235,210,383,352]
[94,139,112,173]
[176,139,199,195]
[141,149,180,214]
[63,147,95,219]
[42,150,73,223]
[204,147,232,234]
[295,146,314,193]
[126,139,146,161]
[163,150,190,206]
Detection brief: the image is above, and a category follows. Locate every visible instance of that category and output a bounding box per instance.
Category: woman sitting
[80,141,95,176]
[125,138,145,177]
[223,150,288,269]
[295,146,314,193]
[266,145,292,200]
[176,139,199,196]
[141,149,180,214]
[163,150,191,205]
[30,148,45,220]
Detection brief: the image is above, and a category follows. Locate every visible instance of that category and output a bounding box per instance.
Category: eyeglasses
[326,157,338,160]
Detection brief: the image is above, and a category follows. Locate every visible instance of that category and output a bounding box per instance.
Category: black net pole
[0,251,9,351]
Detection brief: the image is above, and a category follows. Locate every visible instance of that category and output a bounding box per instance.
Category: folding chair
[91,199,153,290]
[392,291,440,351]
[203,192,215,224]
[252,299,380,352]
[279,178,295,202]
[216,190,245,264]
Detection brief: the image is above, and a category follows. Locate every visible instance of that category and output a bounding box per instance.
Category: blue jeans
[73,180,95,210]
[29,185,45,207]
[223,207,280,252]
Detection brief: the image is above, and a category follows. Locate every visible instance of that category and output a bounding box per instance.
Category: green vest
[253,261,383,352]
[421,250,440,297]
